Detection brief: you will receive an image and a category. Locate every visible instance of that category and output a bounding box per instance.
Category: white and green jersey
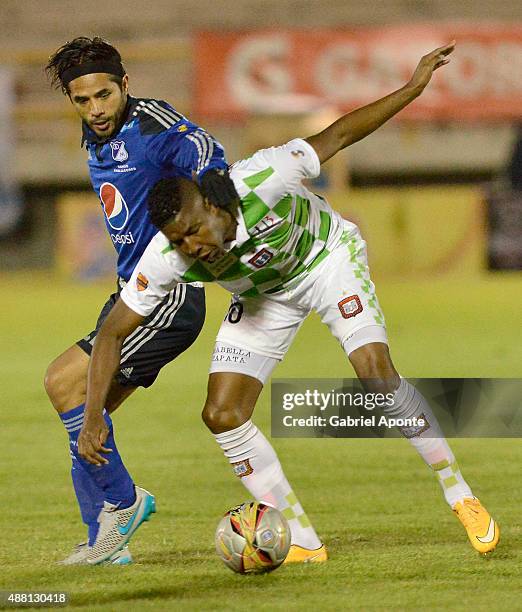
[122,139,352,317]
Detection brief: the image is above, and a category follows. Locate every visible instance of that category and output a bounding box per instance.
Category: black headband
[61,61,125,88]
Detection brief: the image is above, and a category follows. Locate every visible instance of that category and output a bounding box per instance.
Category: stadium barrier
[328,185,486,277]
[56,186,485,281]
[56,193,116,281]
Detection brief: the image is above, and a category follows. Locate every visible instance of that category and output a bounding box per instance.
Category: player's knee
[202,398,230,433]
[202,397,250,434]
[44,361,66,410]
[349,343,399,393]
[44,358,87,413]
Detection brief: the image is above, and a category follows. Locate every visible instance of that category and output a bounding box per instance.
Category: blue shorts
[77,282,205,388]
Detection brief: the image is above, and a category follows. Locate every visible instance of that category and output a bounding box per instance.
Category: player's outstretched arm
[306,41,455,164]
[79,299,144,465]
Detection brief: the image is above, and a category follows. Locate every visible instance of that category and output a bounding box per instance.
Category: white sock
[214,420,322,549]
[386,379,473,507]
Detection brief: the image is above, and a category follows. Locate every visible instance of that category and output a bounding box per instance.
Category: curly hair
[147,178,183,230]
[45,36,124,94]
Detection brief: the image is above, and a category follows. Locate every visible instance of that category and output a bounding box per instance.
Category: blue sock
[60,404,136,544]
[71,458,104,546]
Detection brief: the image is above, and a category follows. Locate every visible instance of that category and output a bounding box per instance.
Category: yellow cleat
[453,498,500,554]
[283,544,328,564]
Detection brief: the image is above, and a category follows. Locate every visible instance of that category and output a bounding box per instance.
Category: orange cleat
[283,544,328,564]
[453,498,500,554]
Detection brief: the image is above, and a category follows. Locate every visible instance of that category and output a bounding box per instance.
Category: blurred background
[1,0,522,280]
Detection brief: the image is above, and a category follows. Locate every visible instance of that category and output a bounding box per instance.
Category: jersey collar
[81,95,139,147]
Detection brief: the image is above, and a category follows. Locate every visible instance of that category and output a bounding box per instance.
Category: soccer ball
[215,501,291,574]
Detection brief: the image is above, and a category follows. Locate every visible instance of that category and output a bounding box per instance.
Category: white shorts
[209,224,388,383]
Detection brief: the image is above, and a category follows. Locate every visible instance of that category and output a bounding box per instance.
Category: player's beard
[91,95,128,139]
[91,118,113,136]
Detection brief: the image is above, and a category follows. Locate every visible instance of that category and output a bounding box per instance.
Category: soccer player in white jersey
[79,42,499,562]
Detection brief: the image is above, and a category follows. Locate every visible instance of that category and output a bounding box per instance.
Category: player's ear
[203,198,219,213]
[121,74,129,94]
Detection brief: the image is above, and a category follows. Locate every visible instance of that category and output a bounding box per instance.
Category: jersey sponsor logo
[114,165,137,174]
[110,232,135,245]
[249,248,273,268]
[338,294,363,319]
[206,251,238,276]
[136,272,149,292]
[232,458,253,478]
[252,214,278,236]
[212,344,251,363]
[110,140,129,162]
[100,182,130,230]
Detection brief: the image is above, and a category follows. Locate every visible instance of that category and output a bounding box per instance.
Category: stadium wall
[1,4,521,184]
[0,2,516,270]
[52,186,484,281]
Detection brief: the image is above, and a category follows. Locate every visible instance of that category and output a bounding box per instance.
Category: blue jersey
[83,96,228,281]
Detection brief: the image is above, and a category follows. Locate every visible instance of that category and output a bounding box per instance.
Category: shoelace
[95,509,120,541]
[455,500,481,530]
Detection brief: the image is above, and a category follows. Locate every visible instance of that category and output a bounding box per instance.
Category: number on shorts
[226,300,243,324]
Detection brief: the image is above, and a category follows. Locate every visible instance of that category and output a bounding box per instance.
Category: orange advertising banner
[195,25,522,122]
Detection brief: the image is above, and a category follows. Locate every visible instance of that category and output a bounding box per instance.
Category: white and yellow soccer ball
[215,501,291,574]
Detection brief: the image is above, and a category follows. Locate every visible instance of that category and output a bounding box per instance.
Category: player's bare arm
[306,41,455,163]
[79,299,144,465]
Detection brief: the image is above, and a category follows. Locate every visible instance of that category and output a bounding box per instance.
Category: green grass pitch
[1,272,521,610]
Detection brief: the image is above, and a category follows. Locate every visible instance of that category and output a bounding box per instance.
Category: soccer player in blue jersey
[44,37,238,565]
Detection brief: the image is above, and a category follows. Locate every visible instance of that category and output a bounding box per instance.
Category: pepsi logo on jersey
[110,232,135,245]
[99,182,130,230]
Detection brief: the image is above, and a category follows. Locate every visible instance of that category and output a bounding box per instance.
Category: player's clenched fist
[78,415,112,466]
[407,41,456,95]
